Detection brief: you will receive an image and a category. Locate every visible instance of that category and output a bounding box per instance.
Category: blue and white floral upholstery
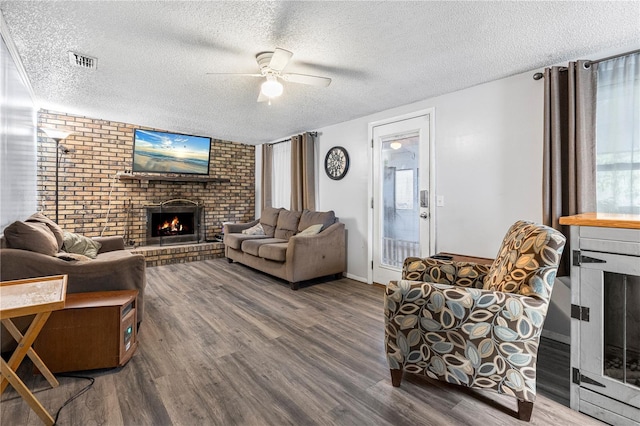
[384,221,566,421]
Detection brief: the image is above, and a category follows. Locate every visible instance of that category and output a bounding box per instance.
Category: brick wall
[37,110,255,246]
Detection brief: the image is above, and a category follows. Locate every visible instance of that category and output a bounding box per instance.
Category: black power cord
[53,373,95,425]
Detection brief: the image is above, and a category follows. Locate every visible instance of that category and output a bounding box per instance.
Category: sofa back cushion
[274,209,302,240]
[298,210,336,232]
[260,207,282,237]
[3,221,59,256]
[26,212,64,251]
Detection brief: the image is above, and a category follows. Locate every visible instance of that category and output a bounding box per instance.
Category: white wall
[316,70,544,281]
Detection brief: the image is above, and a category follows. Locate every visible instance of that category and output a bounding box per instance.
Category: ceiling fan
[207,48,331,103]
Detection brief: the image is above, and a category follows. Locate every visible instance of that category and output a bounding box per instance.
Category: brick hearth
[130,242,225,267]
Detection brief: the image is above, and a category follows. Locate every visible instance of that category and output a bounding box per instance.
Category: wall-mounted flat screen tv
[132,129,211,175]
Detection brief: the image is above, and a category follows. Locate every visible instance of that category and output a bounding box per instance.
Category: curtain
[271,141,291,209]
[261,144,273,211]
[542,60,597,276]
[1,36,37,230]
[290,132,316,211]
[595,53,640,214]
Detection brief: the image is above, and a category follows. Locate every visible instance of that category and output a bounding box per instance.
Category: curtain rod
[268,131,318,146]
[532,48,640,80]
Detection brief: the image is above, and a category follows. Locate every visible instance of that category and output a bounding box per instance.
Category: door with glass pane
[372,114,431,285]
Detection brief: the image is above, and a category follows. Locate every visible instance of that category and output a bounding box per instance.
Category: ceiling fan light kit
[261,75,283,98]
[208,47,331,103]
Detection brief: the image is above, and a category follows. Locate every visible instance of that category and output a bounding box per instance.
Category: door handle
[420,212,429,219]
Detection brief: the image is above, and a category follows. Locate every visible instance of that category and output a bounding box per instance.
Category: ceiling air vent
[68,51,97,70]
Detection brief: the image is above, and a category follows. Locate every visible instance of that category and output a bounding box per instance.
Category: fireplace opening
[152,213,194,237]
[145,200,203,245]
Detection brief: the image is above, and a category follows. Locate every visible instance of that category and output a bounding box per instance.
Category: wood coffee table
[1,275,67,425]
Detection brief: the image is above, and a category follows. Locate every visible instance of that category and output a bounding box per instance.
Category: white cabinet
[561,214,640,426]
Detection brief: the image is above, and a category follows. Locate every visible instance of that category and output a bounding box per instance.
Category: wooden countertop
[559,213,640,229]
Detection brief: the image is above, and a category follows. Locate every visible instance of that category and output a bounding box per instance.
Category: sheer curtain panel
[595,53,640,214]
[271,141,291,210]
[1,35,37,230]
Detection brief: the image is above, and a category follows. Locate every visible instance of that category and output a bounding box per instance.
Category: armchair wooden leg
[517,400,534,422]
[390,368,403,387]
[226,258,233,263]
[290,282,299,290]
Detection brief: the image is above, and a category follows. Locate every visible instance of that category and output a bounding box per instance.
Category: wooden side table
[0,275,67,426]
[34,290,139,373]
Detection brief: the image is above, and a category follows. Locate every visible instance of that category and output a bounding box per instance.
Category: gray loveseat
[223,207,346,289]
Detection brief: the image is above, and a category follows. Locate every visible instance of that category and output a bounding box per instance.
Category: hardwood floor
[1,259,601,425]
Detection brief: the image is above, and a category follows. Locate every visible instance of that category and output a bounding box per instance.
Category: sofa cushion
[224,233,269,250]
[298,210,336,232]
[62,232,102,259]
[260,207,282,237]
[241,238,287,257]
[274,210,302,240]
[56,252,92,262]
[3,221,59,256]
[259,242,288,262]
[26,212,64,251]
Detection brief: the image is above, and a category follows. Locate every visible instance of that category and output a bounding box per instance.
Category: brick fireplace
[37,110,256,264]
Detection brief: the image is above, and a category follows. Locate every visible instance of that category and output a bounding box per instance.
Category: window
[596,53,640,214]
[271,141,291,209]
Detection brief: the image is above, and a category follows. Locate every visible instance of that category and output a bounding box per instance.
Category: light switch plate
[436,196,445,207]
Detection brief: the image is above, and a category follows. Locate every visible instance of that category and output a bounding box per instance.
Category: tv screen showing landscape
[132,129,211,175]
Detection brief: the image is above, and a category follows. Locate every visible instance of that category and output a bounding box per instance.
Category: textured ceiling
[1,1,639,145]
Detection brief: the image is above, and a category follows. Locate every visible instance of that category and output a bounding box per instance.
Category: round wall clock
[324,146,350,180]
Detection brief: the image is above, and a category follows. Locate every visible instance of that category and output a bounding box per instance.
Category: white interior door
[372,114,432,285]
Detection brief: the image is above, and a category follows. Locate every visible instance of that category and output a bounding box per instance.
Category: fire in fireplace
[154,214,192,237]
[145,200,203,245]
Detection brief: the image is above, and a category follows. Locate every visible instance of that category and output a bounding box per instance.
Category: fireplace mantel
[118,173,231,188]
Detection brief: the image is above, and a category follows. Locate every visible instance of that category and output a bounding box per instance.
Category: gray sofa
[223,207,346,289]
[1,213,146,352]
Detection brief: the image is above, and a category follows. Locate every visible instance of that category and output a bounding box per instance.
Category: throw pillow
[297,224,323,236]
[274,209,302,240]
[55,252,92,262]
[26,212,64,251]
[242,223,265,235]
[3,221,59,256]
[62,232,102,259]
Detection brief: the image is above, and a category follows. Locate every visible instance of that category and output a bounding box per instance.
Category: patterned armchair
[384,221,566,421]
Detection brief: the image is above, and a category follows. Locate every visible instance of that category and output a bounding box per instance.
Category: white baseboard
[542,329,570,345]
[345,273,368,283]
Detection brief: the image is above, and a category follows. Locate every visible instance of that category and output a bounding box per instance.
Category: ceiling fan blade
[206,73,263,77]
[281,73,331,87]
[268,48,293,72]
[257,90,268,103]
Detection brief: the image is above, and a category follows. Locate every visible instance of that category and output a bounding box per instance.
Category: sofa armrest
[224,219,259,234]
[402,256,491,289]
[286,222,346,282]
[94,236,125,253]
[0,248,146,320]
